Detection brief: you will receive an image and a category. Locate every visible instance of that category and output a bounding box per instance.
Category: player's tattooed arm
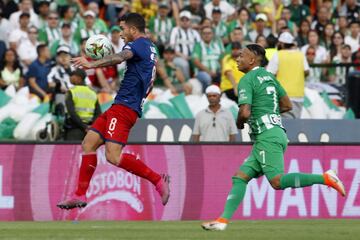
[91,50,134,68]
[237,104,251,129]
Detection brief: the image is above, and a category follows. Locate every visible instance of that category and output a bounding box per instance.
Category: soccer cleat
[155,174,170,206]
[201,218,229,231]
[323,170,346,197]
[57,195,87,210]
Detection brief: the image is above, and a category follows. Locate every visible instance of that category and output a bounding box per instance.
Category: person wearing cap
[192,26,224,90]
[246,13,271,42]
[73,10,101,46]
[17,26,40,73]
[204,0,236,22]
[78,2,109,34]
[131,0,158,22]
[50,22,79,57]
[221,42,244,102]
[148,2,175,48]
[192,84,238,142]
[211,7,228,45]
[64,68,101,141]
[170,10,201,80]
[9,0,40,29]
[267,32,310,119]
[8,12,31,51]
[48,45,74,93]
[38,11,61,46]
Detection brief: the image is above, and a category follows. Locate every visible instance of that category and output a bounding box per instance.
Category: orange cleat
[323,170,346,197]
[201,218,229,231]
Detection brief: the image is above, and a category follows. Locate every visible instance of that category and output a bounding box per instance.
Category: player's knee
[269,177,282,190]
[234,171,251,182]
[105,148,119,166]
[82,139,95,153]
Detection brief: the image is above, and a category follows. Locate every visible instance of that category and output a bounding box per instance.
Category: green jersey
[237,66,287,135]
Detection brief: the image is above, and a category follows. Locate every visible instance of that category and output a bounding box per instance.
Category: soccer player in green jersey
[201,44,346,231]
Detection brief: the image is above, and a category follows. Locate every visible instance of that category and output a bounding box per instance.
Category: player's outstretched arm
[279,95,292,113]
[236,104,251,129]
[71,50,134,69]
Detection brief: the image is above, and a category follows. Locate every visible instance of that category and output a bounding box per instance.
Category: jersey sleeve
[123,41,138,60]
[237,75,253,105]
[276,81,287,98]
[192,42,202,61]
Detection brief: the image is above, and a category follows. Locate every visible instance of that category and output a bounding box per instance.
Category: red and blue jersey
[114,37,157,116]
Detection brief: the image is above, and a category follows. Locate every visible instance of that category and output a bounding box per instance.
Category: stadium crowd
[0,0,359,116]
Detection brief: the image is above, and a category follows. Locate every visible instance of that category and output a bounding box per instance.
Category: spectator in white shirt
[17,26,39,74]
[246,13,272,42]
[169,10,201,80]
[204,0,235,22]
[0,9,11,47]
[301,30,328,64]
[8,12,30,51]
[344,21,360,53]
[9,0,39,29]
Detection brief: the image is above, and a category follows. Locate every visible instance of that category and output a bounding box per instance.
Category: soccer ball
[85,34,114,60]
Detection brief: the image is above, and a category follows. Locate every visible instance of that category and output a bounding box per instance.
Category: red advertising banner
[0,145,359,221]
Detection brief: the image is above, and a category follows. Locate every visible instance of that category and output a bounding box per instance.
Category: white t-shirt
[9,10,40,29]
[301,45,328,63]
[204,1,235,21]
[8,29,29,46]
[344,35,360,53]
[0,18,11,46]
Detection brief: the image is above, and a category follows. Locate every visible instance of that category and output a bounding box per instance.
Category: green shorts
[240,127,288,181]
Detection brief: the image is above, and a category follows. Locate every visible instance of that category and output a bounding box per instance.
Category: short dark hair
[70,68,87,81]
[349,20,360,27]
[36,44,48,56]
[266,34,278,48]
[124,13,145,33]
[246,44,266,65]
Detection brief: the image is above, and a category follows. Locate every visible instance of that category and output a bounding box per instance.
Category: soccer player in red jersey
[57,13,170,210]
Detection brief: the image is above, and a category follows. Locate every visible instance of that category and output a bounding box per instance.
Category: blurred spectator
[9,0,39,29]
[0,49,25,90]
[109,25,126,82]
[48,45,74,93]
[339,0,360,23]
[344,21,360,53]
[274,18,288,37]
[227,7,251,37]
[272,0,284,22]
[288,0,311,27]
[192,85,237,142]
[320,23,335,49]
[301,30,327,64]
[192,26,224,90]
[38,11,60,46]
[225,27,247,54]
[64,68,101,141]
[305,46,322,83]
[158,46,192,95]
[131,0,158,22]
[255,34,267,48]
[295,19,311,47]
[265,34,278,63]
[59,5,79,32]
[327,44,353,85]
[204,0,235,22]
[80,1,108,33]
[337,15,349,36]
[311,6,330,37]
[281,6,297,36]
[17,26,39,73]
[0,0,18,19]
[50,22,79,57]
[37,0,51,29]
[211,8,228,45]
[104,0,130,26]
[169,10,200,80]
[267,32,309,119]
[328,31,345,62]
[181,0,206,30]
[246,13,271,42]
[220,42,244,102]
[0,9,11,46]
[73,10,101,46]
[27,44,51,100]
[8,12,30,51]
[148,3,175,51]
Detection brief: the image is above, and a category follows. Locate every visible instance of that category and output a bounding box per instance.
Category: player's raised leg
[202,170,251,231]
[57,130,104,209]
[105,141,170,205]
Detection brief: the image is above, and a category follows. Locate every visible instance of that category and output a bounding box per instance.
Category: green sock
[220,177,247,220]
[280,173,325,189]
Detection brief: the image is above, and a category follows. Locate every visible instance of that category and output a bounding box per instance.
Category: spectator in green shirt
[288,0,311,27]
[50,22,79,57]
[38,11,60,46]
[73,10,101,46]
[211,7,228,45]
[78,2,108,34]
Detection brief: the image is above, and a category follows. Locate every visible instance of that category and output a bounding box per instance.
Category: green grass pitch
[1,220,359,240]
